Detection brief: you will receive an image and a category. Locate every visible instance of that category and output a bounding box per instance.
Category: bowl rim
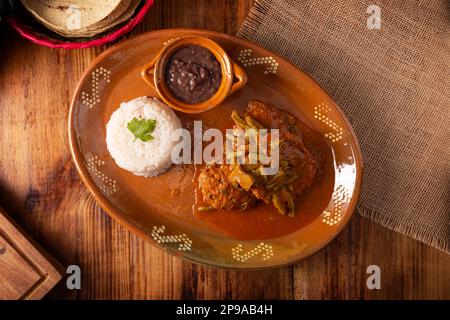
[7,0,154,49]
[68,28,364,270]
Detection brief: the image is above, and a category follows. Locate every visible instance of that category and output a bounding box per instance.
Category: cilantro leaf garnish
[126,117,157,142]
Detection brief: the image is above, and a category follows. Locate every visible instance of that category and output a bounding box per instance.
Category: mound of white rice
[106,96,181,177]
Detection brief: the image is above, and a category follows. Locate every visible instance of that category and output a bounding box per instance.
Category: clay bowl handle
[141,56,157,89]
[230,61,247,96]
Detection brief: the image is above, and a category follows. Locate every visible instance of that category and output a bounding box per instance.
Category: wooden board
[0,0,448,299]
[0,208,62,300]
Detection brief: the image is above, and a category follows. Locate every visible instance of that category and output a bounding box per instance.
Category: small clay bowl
[141,36,247,113]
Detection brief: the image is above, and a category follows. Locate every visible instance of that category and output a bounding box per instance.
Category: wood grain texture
[0,208,62,299]
[0,0,448,299]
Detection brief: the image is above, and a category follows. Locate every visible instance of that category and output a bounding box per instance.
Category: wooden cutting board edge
[0,207,64,300]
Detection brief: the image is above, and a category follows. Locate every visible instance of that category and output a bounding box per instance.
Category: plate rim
[68,28,364,270]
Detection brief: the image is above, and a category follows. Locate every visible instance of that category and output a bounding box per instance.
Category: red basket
[7,0,154,49]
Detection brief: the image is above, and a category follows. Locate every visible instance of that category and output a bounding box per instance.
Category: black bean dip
[165,45,222,104]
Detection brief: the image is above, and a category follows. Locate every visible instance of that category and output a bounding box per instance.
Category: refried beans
[165,45,222,104]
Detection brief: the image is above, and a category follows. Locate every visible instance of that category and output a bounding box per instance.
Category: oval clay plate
[69,29,363,269]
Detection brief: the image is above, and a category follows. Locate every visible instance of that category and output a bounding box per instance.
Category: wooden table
[0,0,448,299]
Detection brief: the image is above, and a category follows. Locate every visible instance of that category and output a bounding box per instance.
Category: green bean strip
[272,192,287,215]
[244,115,264,129]
[198,206,214,212]
[231,111,248,129]
[281,188,295,217]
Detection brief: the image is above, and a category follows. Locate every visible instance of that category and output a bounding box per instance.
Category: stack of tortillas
[20,0,142,38]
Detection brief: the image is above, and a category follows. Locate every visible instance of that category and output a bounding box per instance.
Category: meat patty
[246,100,318,198]
[198,163,256,211]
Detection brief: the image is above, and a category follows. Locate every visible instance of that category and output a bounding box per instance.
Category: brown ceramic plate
[68,29,363,269]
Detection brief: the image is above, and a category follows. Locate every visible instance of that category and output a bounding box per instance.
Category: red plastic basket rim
[7,0,154,49]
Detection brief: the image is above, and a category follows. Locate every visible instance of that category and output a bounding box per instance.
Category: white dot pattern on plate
[151,225,192,251]
[85,155,117,196]
[231,243,274,262]
[314,103,344,143]
[322,185,348,226]
[81,67,111,109]
[237,49,278,74]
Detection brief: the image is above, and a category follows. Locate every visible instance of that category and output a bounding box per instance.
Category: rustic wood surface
[0,0,448,299]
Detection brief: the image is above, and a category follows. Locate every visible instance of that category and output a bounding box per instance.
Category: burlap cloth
[238,0,450,253]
